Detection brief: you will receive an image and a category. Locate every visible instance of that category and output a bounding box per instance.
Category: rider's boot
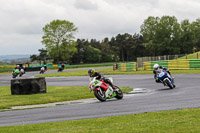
[112,85,117,92]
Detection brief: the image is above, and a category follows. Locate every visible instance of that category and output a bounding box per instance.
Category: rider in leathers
[88,68,116,90]
[153,64,172,83]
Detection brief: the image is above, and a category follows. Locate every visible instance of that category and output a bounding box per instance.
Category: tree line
[31,16,200,64]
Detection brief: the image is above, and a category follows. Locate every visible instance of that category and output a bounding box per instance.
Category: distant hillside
[0,55,30,62]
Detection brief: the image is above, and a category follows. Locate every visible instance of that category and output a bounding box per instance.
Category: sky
[0,0,200,55]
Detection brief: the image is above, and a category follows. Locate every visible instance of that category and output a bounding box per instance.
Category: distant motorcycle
[40,67,45,74]
[157,70,175,89]
[12,69,20,78]
[57,67,64,72]
[19,69,25,77]
[89,77,123,102]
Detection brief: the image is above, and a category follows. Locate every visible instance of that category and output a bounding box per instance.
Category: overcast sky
[0,0,200,55]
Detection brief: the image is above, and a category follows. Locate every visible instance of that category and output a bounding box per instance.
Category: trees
[42,20,78,63]
[141,16,182,55]
[191,19,200,51]
[84,45,102,63]
[71,39,89,64]
[179,19,194,54]
[30,48,49,65]
[37,16,200,64]
[100,38,114,62]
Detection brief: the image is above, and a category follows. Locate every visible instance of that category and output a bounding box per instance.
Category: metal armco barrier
[143,59,200,70]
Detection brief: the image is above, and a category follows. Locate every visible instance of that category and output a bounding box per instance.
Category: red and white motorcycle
[89,77,123,102]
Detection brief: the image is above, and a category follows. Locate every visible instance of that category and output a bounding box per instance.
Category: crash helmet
[153,64,159,70]
[88,68,95,76]
[14,69,20,74]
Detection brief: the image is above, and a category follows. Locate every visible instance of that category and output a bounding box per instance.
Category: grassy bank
[0,65,15,73]
[47,62,113,70]
[178,51,200,60]
[35,68,200,77]
[0,63,113,73]
[0,86,132,109]
[0,108,199,132]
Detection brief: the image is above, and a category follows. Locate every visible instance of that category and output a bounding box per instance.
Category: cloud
[74,0,98,10]
[0,0,200,55]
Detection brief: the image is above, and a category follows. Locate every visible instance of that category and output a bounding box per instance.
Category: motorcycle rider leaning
[88,68,116,90]
[153,64,172,83]
[13,65,20,72]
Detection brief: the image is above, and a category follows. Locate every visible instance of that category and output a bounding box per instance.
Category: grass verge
[178,51,200,60]
[0,108,200,132]
[0,86,132,109]
[35,68,200,77]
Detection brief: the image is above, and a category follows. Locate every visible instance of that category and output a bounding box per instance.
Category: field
[0,65,15,73]
[1,64,200,132]
[0,108,199,133]
[0,86,132,109]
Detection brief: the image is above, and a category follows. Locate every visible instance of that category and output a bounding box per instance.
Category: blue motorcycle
[156,70,175,89]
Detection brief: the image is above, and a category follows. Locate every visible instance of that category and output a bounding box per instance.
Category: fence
[143,59,200,70]
[137,53,200,69]
[113,62,137,71]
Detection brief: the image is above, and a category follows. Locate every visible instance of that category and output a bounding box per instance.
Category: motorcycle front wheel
[115,86,123,99]
[94,88,106,102]
[165,78,173,89]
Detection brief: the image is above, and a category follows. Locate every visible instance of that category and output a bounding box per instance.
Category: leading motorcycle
[89,77,123,102]
[156,70,175,89]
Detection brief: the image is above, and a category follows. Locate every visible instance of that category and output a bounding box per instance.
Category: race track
[0,69,200,126]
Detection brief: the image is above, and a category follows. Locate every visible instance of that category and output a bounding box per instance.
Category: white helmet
[153,64,159,70]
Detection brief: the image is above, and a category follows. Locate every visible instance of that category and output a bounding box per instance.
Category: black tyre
[165,78,173,89]
[115,86,123,99]
[94,88,106,102]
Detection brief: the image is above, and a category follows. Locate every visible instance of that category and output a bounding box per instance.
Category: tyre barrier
[11,77,46,95]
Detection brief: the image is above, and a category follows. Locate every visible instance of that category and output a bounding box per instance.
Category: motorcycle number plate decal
[159,72,164,77]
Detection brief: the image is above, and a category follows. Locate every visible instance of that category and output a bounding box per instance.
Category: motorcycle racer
[88,68,116,90]
[153,64,172,83]
[40,66,45,74]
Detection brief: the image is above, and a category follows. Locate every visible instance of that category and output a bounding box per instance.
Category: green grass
[0,86,132,109]
[32,63,113,70]
[0,63,113,73]
[35,68,200,77]
[178,51,200,60]
[0,108,200,133]
[0,65,15,73]
[49,62,113,69]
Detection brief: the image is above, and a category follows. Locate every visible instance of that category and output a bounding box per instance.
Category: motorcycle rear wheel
[94,89,106,102]
[115,86,123,99]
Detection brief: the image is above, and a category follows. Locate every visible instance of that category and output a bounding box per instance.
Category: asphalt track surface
[0,68,200,126]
